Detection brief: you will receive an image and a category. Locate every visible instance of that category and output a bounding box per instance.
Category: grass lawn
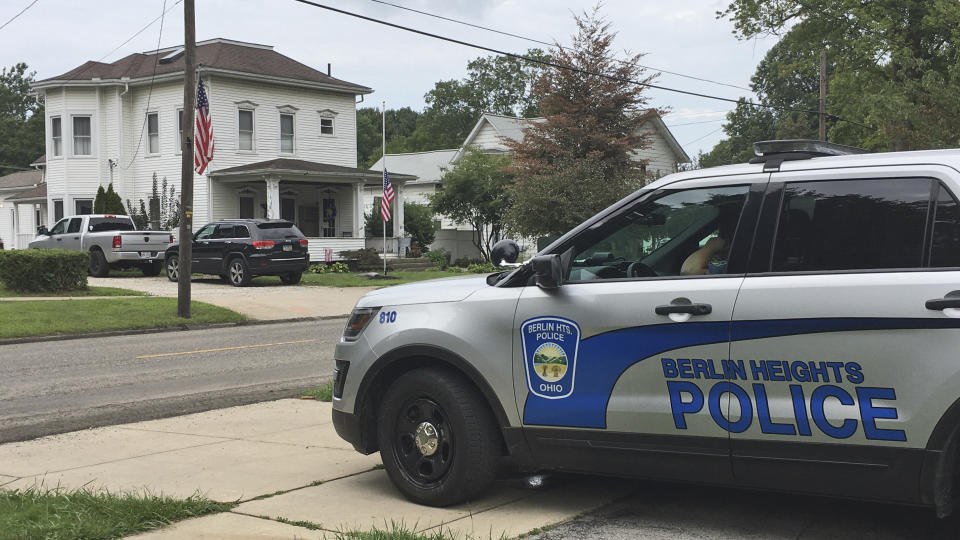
[0,297,245,339]
[298,270,472,288]
[0,286,148,298]
[300,380,334,402]
[0,487,231,540]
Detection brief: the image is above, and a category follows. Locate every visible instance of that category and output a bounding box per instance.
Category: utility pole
[178,0,196,318]
[819,49,827,142]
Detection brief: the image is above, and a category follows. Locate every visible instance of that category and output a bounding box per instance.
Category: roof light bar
[753,139,868,158]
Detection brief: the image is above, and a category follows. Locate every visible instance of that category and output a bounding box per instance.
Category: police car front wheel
[377,367,499,506]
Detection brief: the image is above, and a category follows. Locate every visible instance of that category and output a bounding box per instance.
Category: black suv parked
[165,219,310,286]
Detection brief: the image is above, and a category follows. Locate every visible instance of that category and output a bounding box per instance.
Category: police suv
[333,140,960,515]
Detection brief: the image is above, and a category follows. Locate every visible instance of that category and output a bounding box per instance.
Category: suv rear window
[88,217,136,232]
[256,221,304,240]
[772,178,931,272]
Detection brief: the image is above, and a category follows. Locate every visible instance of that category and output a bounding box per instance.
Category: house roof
[0,169,42,190]
[8,182,47,201]
[30,154,45,167]
[35,38,372,94]
[369,149,458,184]
[209,158,417,182]
[454,111,691,164]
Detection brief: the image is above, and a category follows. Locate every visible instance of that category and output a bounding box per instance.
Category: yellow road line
[136,339,316,359]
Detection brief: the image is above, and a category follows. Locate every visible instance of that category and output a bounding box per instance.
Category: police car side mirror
[491,239,520,268]
[531,254,563,289]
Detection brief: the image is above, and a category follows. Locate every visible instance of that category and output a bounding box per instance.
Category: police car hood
[355,274,488,307]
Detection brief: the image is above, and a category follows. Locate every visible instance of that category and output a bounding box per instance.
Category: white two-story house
[32,38,413,259]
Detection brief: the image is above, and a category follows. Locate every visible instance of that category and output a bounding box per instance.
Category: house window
[147,113,159,154]
[320,117,334,136]
[53,199,63,221]
[51,117,62,157]
[73,116,91,155]
[238,109,254,150]
[239,196,254,219]
[280,114,294,153]
[75,199,93,215]
[177,109,184,152]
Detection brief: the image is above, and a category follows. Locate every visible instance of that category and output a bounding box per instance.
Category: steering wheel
[626,261,658,278]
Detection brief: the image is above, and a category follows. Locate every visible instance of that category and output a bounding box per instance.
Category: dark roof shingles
[9,183,47,200]
[0,169,42,189]
[39,40,370,92]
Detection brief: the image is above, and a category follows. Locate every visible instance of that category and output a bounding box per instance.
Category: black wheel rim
[392,397,454,488]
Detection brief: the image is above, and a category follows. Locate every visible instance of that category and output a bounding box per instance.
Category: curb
[0,314,350,347]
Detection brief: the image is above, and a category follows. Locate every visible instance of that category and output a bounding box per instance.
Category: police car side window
[567,186,749,281]
[771,178,932,272]
[930,182,960,268]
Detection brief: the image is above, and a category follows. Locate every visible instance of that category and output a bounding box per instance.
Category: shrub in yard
[467,262,497,273]
[309,262,350,274]
[454,256,486,268]
[0,249,88,292]
[425,249,450,270]
[342,248,382,271]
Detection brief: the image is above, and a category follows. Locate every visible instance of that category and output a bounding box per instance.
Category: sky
[0,0,780,160]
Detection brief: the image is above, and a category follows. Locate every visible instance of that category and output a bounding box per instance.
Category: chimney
[327,63,331,76]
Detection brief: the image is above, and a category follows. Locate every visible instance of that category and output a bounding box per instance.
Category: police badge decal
[521,316,580,399]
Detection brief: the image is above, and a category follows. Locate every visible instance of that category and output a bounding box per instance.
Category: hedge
[0,249,89,292]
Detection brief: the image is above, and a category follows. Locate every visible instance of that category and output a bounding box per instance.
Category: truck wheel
[89,249,110,277]
[279,271,302,285]
[165,255,180,282]
[377,368,499,506]
[142,261,163,277]
[227,257,251,287]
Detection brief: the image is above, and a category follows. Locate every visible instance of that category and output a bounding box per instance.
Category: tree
[716,0,960,151]
[126,174,179,230]
[429,149,513,261]
[698,99,778,167]
[93,186,107,213]
[364,202,437,250]
[0,63,44,170]
[506,8,659,238]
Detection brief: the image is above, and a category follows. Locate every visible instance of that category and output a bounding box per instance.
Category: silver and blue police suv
[332,140,960,515]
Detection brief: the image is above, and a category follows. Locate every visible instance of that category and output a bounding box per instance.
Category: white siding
[634,121,682,178]
[471,122,509,152]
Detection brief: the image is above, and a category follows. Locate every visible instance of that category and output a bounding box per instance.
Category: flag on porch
[194,75,214,174]
[380,168,395,221]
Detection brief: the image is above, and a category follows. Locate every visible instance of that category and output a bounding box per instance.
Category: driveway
[90,275,374,320]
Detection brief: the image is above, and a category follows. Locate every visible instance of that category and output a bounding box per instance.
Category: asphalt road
[0,319,344,443]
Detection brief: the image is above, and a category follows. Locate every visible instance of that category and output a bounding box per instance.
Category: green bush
[341,248,382,271]
[425,249,450,270]
[309,262,350,274]
[467,262,497,273]
[454,256,486,268]
[0,249,89,292]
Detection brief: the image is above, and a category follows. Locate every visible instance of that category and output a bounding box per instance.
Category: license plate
[282,245,293,252]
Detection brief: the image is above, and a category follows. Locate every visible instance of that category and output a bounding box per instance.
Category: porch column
[394,182,404,238]
[353,181,363,238]
[264,175,280,219]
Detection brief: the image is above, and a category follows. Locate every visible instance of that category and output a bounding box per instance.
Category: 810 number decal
[379,310,397,324]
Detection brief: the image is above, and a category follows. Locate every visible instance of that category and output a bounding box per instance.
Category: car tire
[165,255,180,282]
[89,249,110,277]
[377,367,500,507]
[142,261,163,276]
[227,257,251,287]
[279,271,302,285]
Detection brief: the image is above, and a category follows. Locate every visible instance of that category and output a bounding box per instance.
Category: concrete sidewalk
[90,276,375,320]
[1,399,633,539]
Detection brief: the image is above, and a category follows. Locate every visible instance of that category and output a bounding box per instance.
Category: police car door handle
[925,298,960,311]
[655,302,712,316]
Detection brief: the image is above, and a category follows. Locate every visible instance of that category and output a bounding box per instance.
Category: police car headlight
[342,307,380,341]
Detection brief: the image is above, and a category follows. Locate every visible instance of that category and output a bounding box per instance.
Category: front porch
[208,158,416,261]
[7,183,48,249]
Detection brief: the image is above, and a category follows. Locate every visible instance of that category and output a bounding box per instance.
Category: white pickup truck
[30,214,172,276]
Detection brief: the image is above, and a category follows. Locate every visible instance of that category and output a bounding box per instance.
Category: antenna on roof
[159,47,185,64]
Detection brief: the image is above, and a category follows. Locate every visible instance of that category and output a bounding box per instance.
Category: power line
[0,0,40,32]
[367,0,754,93]
[125,0,168,169]
[682,127,724,147]
[292,0,874,131]
[665,118,726,127]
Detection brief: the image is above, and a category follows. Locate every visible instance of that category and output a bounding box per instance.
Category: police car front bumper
[332,408,370,454]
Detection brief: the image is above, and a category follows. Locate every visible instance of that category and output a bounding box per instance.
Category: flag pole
[381,100,386,275]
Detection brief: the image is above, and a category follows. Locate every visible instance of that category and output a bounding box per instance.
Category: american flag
[381,168,395,221]
[194,75,214,174]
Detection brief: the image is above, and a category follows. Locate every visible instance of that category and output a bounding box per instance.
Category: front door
[514,177,764,484]
[729,168,960,503]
